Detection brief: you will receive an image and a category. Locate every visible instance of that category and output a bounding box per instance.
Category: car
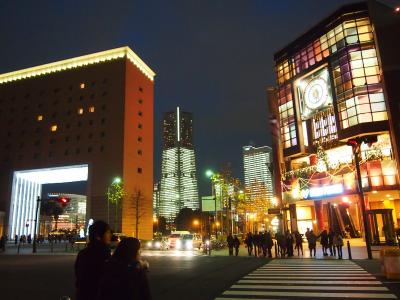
[168,231,190,249]
[145,237,169,250]
[177,233,202,250]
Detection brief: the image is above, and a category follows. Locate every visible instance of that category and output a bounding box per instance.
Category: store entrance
[328,202,360,238]
[367,209,396,245]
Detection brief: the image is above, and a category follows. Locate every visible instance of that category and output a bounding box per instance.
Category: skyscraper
[159,107,199,221]
[243,146,274,203]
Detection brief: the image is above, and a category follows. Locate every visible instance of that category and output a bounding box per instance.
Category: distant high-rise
[159,107,199,221]
[243,146,273,203]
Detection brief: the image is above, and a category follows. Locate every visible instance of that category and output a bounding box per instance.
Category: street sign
[268,208,281,215]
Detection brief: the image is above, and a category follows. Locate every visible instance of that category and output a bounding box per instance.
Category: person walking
[0,235,6,252]
[333,232,344,259]
[294,231,303,256]
[320,229,329,256]
[277,231,287,258]
[98,238,151,300]
[233,235,240,256]
[227,233,234,256]
[328,228,335,256]
[266,231,273,258]
[253,232,259,257]
[75,220,112,300]
[308,230,318,258]
[14,234,18,245]
[244,232,253,256]
[286,230,294,257]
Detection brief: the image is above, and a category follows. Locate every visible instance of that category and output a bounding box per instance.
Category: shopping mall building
[269,1,400,244]
[0,46,155,239]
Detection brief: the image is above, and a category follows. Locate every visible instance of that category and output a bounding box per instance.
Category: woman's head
[88,220,111,245]
[113,237,141,263]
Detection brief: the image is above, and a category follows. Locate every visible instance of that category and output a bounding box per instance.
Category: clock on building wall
[297,67,333,120]
[304,78,329,110]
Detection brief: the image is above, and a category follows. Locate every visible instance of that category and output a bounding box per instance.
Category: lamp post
[107,177,121,225]
[206,170,217,237]
[32,196,41,253]
[347,137,376,259]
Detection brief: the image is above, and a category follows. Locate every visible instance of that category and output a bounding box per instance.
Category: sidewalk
[212,238,399,260]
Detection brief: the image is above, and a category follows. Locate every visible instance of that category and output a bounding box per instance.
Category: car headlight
[155,242,161,248]
[147,242,152,248]
[186,241,193,249]
[176,240,181,249]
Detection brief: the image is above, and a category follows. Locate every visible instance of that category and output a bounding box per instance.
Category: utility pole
[32,196,41,253]
[348,137,376,260]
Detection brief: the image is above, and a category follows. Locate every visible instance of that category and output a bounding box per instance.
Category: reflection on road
[141,250,201,257]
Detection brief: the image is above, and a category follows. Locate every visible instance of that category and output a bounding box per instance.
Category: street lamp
[107,177,122,225]
[32,196,41,253]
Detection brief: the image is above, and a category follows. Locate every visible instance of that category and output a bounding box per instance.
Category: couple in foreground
[75,220,151,300]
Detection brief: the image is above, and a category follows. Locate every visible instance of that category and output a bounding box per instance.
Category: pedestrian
[265,231,273,258]
[244,232,253,256]
[14,234,18,245]
[227,233,234,256]
[257,232,263,255]
[75,220,112,300]
[0,235,6,252]
[333,232,344,259]
[308,230,317,257]
[233,235,240,256]
[294,231,303,256]
[320,229,328,256]
[253,232,260,257]
[286,230,294,257]
[305,228,311,242]
[260,232,267,257]
[328,228,335,256]
[27,234,32,244]
[98,237,151,300]
[276,231,287,258]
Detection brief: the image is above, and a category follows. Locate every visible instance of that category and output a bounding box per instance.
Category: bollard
[347,240,352,260]
[274,242,278,258]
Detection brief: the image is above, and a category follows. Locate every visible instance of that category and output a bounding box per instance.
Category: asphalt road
[0,253,268,300]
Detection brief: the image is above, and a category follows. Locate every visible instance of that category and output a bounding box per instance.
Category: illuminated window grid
[290,17,374,75]
[332,45,387,129]
[276,59,296,85]
[311,108,338,145]
[278,84,297,149]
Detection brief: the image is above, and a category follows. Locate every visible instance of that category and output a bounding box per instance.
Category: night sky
[0,0,397,195]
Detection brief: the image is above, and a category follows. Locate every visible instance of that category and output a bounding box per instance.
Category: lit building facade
[159,107,199,221]
[153,182,160,217]
[269,1,400,243]
[243,146,274,204]
[0,47,155,239]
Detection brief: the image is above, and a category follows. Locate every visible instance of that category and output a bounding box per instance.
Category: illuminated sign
[296,67,333,120]
[301,183,343,199]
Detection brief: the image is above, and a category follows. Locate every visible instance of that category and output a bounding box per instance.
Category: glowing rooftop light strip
[0,46,156,84]
[177,106,181,142]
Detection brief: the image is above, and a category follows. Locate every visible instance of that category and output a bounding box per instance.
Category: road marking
[238,279,381,284]
[222,290,397,299]
[244,275,376,279]
[231,284,388,291]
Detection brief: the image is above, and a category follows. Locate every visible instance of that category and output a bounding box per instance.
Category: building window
[138,124,142,129]
[50,125,58,132]
[37,115,43,121]
[137,168,142,174]
[89,106,95,113]
[80,83,85,89]
[78,108,84,115]
[138,111,143,117]
[138,99,143,104]
[139,87,143,92]
[137,150,142,155]
[278,84,297,148]
[138,137,143,142]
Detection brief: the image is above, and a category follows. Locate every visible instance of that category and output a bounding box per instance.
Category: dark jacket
[98,258,151,300]
[75,241,111,300]
[233,237,240,248]
[227,235,234,247]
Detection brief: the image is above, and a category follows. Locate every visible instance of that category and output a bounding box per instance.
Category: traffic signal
[58,197,70,207]
[347,135,377,148]
[346,139,358,148]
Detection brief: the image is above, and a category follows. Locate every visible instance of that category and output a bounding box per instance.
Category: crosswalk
[215,259,398,299]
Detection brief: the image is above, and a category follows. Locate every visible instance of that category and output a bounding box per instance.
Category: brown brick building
[0,46,155,239]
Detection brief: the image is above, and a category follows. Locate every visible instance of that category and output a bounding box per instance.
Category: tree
[40,199,65,230]
[130,189,146,238]
[154,216,167,235]
[175,208,195,231]
[107,181,125,231]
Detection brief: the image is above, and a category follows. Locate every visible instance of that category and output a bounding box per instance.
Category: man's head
[88,220,111,245]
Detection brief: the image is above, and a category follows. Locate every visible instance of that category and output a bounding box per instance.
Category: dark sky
[0,0,397,195]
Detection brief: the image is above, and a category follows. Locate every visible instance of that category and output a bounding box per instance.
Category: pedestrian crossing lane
[215,260,398,299]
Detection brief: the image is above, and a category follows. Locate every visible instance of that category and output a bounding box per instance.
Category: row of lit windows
[276,17,374,85]
[278,84,297,149]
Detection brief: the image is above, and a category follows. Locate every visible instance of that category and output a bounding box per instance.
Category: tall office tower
[159,107,199,221]
[0,47,155,239]
[153,182,160,217]
[243,146,274,203]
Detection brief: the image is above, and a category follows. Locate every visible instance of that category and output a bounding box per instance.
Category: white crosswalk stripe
[215,260,398,299]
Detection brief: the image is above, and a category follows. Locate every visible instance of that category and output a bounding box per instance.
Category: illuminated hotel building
[159,107,199,221]
[243,146,274,203]
[0,46,155,239]
[269,1,400,243]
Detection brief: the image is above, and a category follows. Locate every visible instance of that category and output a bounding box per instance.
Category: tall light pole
[347,136,377,260]
[32,196,41,253]
[206,169,217,237]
